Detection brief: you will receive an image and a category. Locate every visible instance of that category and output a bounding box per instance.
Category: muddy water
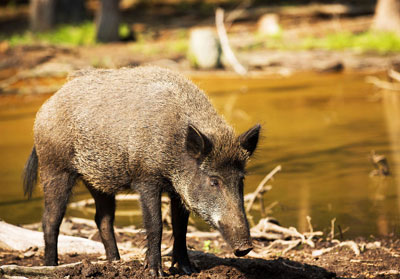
[0,73,399,238]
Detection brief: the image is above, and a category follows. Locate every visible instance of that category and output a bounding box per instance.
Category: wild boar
[23,66,261,277]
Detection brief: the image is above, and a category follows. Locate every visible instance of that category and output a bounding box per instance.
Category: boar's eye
[209,177,221,187]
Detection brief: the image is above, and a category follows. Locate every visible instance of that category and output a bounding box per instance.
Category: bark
[54,0,86,25]
[30,0,86,32]
[30,0,56,32]
[96,0,121,42]
[373,0,400,34]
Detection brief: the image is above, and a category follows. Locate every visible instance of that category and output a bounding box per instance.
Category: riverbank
[0,217,399,279]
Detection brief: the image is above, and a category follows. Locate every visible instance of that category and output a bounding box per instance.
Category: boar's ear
[186,124,213,159]
[238,124,261,156]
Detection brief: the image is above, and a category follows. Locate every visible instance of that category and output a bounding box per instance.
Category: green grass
[130,36,188,57]
[3,21,400,55]
[301,31,400,53]
[258,30,400,53]
[3,22,96,46]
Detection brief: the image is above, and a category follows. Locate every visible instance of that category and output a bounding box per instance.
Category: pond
[0,72,399,239]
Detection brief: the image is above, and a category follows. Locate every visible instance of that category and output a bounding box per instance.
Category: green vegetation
[2,20,400,55]
[130,29,189,57]
[258,30,400,53]
[2,22,96,46]
[202,240,220,254]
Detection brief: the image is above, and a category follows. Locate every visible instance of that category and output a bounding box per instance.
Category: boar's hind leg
[41,168,77,266]
[138,184,164,278]
[170,193,197,275]
[86,185,120,261]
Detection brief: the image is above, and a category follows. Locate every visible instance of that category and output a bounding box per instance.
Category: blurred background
[0,0,400,239]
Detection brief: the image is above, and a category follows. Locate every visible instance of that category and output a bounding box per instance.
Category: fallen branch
[388,69,400,82]
[215,8,248,75]
[0,262,82,277]
[366,76,400,91]
[69,194,169,209]
[245,165,282,213]
[251,217,320,248]
[312,240,360,257]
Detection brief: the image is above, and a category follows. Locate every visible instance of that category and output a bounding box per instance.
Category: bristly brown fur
[30,66,260,275]
[34,66,246,195]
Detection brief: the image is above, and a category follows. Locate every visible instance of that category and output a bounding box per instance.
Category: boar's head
[181,123,261,257]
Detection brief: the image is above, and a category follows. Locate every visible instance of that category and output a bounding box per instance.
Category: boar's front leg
[170,193,196,275]
[138,183,164,278]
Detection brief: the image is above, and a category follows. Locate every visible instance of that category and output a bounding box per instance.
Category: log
[0,221,104,254]
[0,262,82,277]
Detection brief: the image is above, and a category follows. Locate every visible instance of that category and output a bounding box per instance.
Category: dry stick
[306,216,313,233]
[69,194,169,208]
[312,240,360,257]
[225,0,254,27]
[388,69,400,82]
[366,76,400,91]
[0,262,84,277]
[246,165,282,213]
[329,218,336,240]
[215,8,248,76]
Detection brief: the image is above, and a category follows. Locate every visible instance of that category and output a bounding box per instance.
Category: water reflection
[382,89,400,236]
[0,73,399,238]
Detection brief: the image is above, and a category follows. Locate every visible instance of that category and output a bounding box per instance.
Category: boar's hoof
[149,268,165,278]
[178,263,198,275]
[234,247,253,257]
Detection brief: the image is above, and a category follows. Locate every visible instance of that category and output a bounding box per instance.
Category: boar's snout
[218,220,253,257]
[234,245,253,257]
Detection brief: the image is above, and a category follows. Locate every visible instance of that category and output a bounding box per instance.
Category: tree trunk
[96,0,120,42]
[373,0,400,34]
[54,0,86,25]
[30,0,86,32]
[30,0,56,32]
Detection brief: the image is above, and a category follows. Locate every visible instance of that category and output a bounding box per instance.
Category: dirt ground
[1,225,399,279]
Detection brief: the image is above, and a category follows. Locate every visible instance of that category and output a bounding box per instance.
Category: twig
[215,8,248,75]
[366,76,400,91]
[281,260,303,270]
[225,0,254,27]
[306,216,313,233]
[245,165,282,213]
[69,194,169,208]
[283,240,302,254]
[329,218,336,240]
[388,69,400,82]
[312,240,360,257]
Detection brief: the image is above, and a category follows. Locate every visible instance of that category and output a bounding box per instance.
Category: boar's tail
[23,146,38,199]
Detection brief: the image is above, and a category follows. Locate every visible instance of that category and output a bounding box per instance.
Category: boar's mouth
[234,247,253,257]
